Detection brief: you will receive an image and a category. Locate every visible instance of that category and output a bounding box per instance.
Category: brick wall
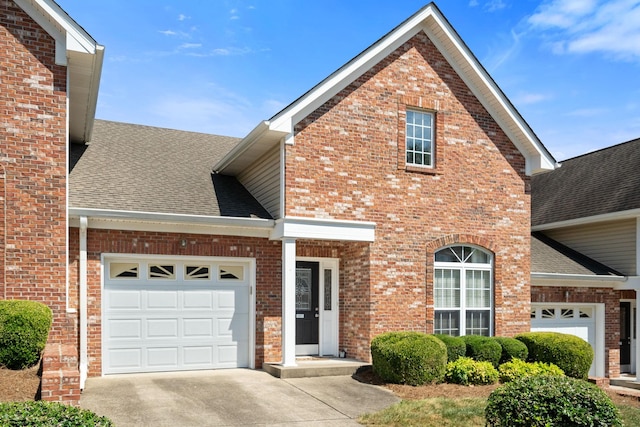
[0,1,70,341]
[68,228,282,376]
[286,32,532,354]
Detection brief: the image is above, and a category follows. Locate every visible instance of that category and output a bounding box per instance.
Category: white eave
[69,208,275,238]
[215,2,556,176]
[15,0,104,143]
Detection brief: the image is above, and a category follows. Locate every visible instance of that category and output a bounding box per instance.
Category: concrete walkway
[79,369,399,426]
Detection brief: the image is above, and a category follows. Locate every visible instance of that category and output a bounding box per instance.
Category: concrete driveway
[79,369,399,426]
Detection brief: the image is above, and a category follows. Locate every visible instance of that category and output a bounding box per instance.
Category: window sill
[405,164,442,175]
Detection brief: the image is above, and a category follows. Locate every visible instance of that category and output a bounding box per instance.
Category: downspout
[79,216,88,389]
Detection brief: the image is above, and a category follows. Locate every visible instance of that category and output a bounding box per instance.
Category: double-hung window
[434,245,493,336]
[406,109,434,167]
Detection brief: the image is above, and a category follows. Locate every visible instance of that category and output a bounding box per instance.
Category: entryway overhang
[273,217,375,367]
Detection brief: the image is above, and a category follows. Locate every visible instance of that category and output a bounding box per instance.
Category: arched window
[434,245,493,336]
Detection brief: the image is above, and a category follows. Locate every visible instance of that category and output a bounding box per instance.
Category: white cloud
[179,43,202,49]
[527,0,640,61]
[485,0,507,12]
[566,107,608,117]
[513,92,553,105]
[159,30,177,36]
[178,14,189,21]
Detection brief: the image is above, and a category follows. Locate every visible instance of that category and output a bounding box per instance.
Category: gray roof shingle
[531,232,623,276]
[69,120,272,219]
[531,138,640,226]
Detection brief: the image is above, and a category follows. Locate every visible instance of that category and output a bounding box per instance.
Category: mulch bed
[0,365,41,402]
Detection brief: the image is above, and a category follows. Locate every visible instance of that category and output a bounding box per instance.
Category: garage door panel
[108,291,142,310]
[147,291,179,310]
[183,318,214,338]
[147,347,178,368]
[183,346,214,365]
[109,348,142,369]
[108,319,142,339]
[147,319,179,338]
[184,292,214,309]
[104,257,252,374]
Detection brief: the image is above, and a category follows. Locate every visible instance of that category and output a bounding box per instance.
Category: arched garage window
[434,245,493,336]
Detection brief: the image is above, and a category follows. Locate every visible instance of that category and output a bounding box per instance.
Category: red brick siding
[68,228,282,376]
[286,32,531,354]
[1,1,69,342]
[532,286,621,378]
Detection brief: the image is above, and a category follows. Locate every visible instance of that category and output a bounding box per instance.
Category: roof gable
[532,138,640,227]
[216,2,555,176]
[14,0,104,142]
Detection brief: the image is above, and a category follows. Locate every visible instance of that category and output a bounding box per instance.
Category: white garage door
[530,304,600,377]
[103,257,252,374]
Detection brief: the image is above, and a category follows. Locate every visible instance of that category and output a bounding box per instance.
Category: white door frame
[296,257,339,357]
[621,299,636,373]
[100,253,256,375]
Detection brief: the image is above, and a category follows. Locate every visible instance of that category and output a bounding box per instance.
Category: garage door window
[149,264,175,279]
[220,266,244,280]
[110,262,139,279]
[185,265,210,280]
[434,245,493,336]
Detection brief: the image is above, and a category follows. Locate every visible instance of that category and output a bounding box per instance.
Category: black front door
[296,261,319,346]
[621,302,632,368]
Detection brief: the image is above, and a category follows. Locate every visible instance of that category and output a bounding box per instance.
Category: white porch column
[282,238,297,367]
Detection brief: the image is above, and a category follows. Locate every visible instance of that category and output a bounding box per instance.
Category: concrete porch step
[610,377,640,391]
[263,358,369,379]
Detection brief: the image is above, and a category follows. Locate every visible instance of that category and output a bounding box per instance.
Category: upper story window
[434,245,493,337]
[406,110,434,168]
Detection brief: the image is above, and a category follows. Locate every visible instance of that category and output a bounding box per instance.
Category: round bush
[461,335,502,367]
[371,331,447,385]
[445,356,499,385]
[492,336,528,364]
[498,358,564,383]
[0,300,52,369]
[485,375,621,426]
[516,332,594,379]
[433,334,466,362]
[0,401,112,426]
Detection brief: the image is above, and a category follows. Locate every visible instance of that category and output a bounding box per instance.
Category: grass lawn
[359,397,640,426]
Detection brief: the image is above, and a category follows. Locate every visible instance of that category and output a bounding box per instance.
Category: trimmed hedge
[444,357,499,385]
[485,376,621,426]
[516,331,594,379]
[492,336,528,364]
[433,334,466,362]
[498,358,564,383]
[371,331,447,385]
[461,335,502,367]
[0,300,52,369]
[0,401,113,426]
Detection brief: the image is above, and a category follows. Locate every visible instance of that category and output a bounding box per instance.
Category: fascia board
[531,208,640,232]
[269,10,429,135]
[423,11,555,175]
[69,207,275,238]
[271,217,376,242]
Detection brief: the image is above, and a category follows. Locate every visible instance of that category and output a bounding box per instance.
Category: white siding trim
[271,217,375,242]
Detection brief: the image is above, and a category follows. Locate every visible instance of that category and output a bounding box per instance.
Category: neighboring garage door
[530,303,600,377]
[103,256,252,374]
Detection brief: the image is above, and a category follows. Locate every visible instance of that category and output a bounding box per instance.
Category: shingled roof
[532,138,640,226]
[531,232,623,276]
[69,120,272,219]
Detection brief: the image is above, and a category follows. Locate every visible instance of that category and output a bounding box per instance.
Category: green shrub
[492,336,528,364]
[498,358,564,383]
[371,331,447,385]
[0,401,112,426]
[516,331,594,379]
[433,334,466,362]
[444,357,499,385]
[485,375,621,426]
[461,335,502,367]
[0,300,52,369]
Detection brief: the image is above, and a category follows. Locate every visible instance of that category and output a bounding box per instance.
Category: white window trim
[434,246,493,336]
[406,109,435,168]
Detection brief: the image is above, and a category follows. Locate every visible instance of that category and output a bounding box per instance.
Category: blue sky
[57,0,640,161]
